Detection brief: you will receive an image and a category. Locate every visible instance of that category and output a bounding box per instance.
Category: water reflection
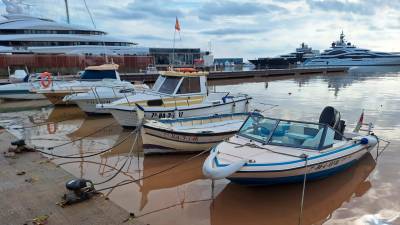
[210,153,376,225]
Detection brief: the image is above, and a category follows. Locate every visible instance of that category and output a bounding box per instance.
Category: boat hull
[111,98,250,128]
[226,145,370,185]
[141,126,236,153]
[74,98,117,114]
[303,57,400,67]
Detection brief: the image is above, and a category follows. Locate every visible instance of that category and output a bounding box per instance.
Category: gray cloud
[131,34,171,41]
[198,1,287,21]
[201,28,265,35]
[307,0,376,15]
[104,0,184,21]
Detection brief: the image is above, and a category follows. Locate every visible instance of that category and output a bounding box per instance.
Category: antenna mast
[64,0,70,24]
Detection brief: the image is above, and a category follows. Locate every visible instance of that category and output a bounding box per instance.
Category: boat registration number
[310,155,352,171]
[150,112,184,119]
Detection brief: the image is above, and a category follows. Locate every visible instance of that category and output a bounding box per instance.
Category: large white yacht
[303,32,400,67]
[0,0,147,55]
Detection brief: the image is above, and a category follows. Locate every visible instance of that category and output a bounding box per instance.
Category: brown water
[1,66,400,225]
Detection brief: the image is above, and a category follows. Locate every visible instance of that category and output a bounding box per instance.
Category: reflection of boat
[210,153,376,225]
[139,154,206,210]
[141,113,249,153]
[303,31,400,67]
[102,70,251,128]
[67,116,122,139]
[203,107,378,185]
[36,64,133,105]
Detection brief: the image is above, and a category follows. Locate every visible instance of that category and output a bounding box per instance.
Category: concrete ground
[0,130,144,225]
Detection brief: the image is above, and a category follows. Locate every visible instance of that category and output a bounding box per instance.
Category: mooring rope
[33,128,136,159]
[298,154,309,225]
[94,148,210,192]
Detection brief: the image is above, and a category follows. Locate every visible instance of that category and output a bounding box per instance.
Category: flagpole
[172,29,176,69]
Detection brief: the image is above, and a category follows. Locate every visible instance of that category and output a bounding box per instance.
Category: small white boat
[203,107,379,185]
[101,69,252,128]
[35,64,128,105]
[0,75,45,100]
[63,83,149,114]
[141,113,251,154]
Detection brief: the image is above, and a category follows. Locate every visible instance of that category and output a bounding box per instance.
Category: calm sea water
[1,66,400,225]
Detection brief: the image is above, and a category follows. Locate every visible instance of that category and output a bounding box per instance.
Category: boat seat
[302,129,324,149]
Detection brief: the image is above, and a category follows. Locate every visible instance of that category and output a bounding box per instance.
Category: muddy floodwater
[1,66,400,225]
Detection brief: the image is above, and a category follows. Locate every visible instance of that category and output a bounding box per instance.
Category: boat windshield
[238,115,335,150]
[157,76,182,94]
[80,70,117,80]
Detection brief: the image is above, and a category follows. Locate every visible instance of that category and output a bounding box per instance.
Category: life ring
[40,72,52,88]
[47,122,57,134]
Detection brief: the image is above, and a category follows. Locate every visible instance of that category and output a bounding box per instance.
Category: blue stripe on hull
[228,159,358,185]
[0,90,31,95]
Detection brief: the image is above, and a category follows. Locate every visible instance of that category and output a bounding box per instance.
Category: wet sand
[1,66,400,225]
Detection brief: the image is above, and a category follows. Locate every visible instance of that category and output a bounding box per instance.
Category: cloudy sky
[1,0,400,60]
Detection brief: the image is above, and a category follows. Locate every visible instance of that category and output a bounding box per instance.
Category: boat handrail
[238,113,355,151]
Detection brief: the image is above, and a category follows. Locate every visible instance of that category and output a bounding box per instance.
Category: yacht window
[158,77,181,94]
[177,77,201,94]
[327,50,346,55]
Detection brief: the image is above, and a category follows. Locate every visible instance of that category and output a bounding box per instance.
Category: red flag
[175,17,180,31]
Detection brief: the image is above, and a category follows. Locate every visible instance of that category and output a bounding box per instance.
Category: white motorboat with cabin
[101,69,252,128]
[303,31,400,67]
[141,112,252,154]
[203,106,379,185]
[0,73,45,100]
[35,63,132,105]
[63,83,149,114]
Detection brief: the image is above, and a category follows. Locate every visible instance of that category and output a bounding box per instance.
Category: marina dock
[120,67,349,83]
[0,131,144,225]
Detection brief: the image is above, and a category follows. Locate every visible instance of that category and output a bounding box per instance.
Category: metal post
[64,0,70,24]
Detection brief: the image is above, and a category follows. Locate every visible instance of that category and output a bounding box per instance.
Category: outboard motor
[319,106,346,139]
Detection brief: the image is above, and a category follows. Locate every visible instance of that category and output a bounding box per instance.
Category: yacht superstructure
[0,0,146,55]
[303,32,400,67]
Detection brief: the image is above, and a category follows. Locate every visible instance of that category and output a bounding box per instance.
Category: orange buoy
[175,68,197,73]
[40,72,52,88]
[47,122,57,134]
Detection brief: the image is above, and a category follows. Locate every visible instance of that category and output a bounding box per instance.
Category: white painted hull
[303,57,400,67]
[0,92,45,100]
[74,98,118,114]
[204,135,377,185]
[110,108,141,128]
[142,128,236,153]
[111,99,250,128]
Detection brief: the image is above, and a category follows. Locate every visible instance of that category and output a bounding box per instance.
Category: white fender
[360,135,378,147]
[202,151,246,180]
